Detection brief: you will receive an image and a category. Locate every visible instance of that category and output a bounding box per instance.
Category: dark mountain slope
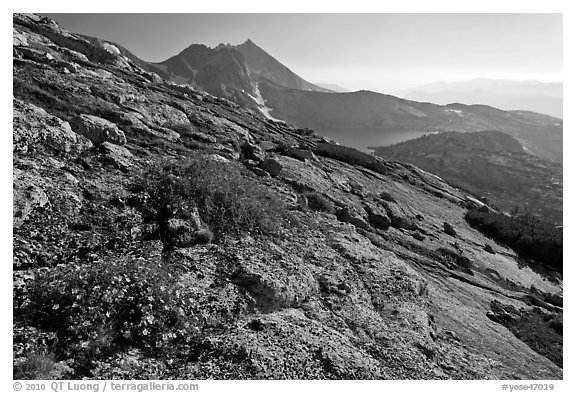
[373,131,563,224]
[235,39,331,92]
[141,39,329,110]
[147,44,255,105]
[13,13,562,380]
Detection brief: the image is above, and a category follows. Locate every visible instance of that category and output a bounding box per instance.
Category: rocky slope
[13,14,562,380]
[373,131,563,224]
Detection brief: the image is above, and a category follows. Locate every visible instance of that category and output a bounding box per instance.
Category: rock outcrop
[70,114,127,145]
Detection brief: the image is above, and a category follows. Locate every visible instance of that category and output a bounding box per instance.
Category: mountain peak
[238,38,260,49]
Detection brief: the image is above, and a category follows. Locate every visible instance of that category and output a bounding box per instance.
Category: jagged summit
[141,35,331,107]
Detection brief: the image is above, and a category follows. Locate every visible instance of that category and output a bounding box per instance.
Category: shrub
[549,314,563,334]
[194,227,214,244]
[21,253,201,375]
[143,155,293,239]
[465,209,562,272]
[313,143,389,175]
[436,247,473,274]
[304,192,335,214]
[13,352,72,380]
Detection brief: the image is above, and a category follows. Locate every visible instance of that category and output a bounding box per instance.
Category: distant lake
[316,129,429,152]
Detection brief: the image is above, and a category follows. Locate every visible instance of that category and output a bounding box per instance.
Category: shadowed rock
[71,114,127,145]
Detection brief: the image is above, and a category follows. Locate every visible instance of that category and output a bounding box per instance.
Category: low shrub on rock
[465,209,562,272]
[313,143,389,175]
[20,252,201,376]
[304,192,335,214]
[143,155,293,239]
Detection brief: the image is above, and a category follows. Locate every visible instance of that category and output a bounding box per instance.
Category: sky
[43,13,563,93]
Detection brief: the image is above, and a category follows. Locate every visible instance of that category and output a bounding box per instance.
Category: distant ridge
[314,82,349,93]
[399,79,563,119]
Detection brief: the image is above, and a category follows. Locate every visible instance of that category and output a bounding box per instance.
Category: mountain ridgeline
[124,37,562,163]
[143,39,330,108]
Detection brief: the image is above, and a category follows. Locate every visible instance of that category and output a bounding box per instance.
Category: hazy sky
[43,13,562,93]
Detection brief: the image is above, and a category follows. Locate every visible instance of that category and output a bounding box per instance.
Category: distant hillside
[314,82,349,92]
[399,79,563,119]
[373,131,563,224]
[259,81,563,163]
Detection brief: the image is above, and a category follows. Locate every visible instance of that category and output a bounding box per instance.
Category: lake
[315,129,429,152]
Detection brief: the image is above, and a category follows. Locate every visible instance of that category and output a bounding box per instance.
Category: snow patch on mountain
[446,108,464,117]
[246,83,284,122]
[181,58,199,79]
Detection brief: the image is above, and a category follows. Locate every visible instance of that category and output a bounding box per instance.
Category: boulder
[70,114,126,145]
[484,243,495,254]
[363,201,391,230]
[337,207,370,230]
[165,208,210,248]
[13,28,29,46]
[101,42,121,56]
[412,232,426,241]
[241,141,265,162]
[443,222,458,237]
[260,157,283,177]
[381,201,417,230]
[99,142,133,170]
[144,71,163,84]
